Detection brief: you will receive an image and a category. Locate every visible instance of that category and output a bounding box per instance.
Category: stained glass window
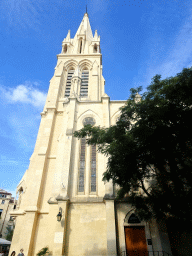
[78,138,86,192]
[91,144,96,192]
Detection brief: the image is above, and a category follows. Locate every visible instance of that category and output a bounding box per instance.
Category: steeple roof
[61,12,100,55]
[74,13,93,41]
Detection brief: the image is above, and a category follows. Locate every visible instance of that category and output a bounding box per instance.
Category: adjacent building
[9,13,173,256]
[0,189,16,240]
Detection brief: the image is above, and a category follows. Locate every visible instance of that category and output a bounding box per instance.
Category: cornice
[57,54,102,59]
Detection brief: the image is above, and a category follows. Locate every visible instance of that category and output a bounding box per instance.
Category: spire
[93,30,99,40]
[74,13,93,40]
[60,13,100,55]
[66,30,70,41]
[63,30,70,42]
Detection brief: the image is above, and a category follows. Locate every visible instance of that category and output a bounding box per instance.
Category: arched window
[65,68,75,97]
[19,187,23,194]
[78,137,86,192]
[64,44,67,53]
[80,69,89,97]
[78,117,97,193]
[83,117,95,126]
[93,44,97,53]
[90,144,96,192]
[128,213,141,224]
[79,38,83,54]
[17,187,24,208]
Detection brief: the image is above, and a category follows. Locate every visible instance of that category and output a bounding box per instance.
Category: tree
[37,247,50,256]
[5,224,14,241]
[74,67,192,223]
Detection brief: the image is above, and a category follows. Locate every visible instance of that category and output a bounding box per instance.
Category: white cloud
[0,82,45,195]
[0,81,46,152]
[0,82,47,108]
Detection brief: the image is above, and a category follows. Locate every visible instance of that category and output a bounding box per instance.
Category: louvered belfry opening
[91,144,96,192]
[65,69,75,97]
[80,70,89,97]
[78,137,86,192]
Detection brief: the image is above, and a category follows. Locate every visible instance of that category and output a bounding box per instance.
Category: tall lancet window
[78,137,86,192]
[80,69,89,97]
[65,69,75,97]
[90,144,96,192]
[78,117,96,194]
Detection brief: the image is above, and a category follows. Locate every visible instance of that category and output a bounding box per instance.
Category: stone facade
[9,13,173,256]
[0,189,16,240]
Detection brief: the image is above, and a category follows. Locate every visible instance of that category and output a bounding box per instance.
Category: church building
[9,13,173,256]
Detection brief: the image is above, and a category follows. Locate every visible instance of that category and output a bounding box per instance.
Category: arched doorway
[124,213,148,256]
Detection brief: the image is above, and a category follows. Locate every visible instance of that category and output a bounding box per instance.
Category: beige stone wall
[32,205,58,255]
[110,101,126,125]
[10,215,25,252]
[65,203,107,256]
[48,113,63,156]
[39,159,56,212]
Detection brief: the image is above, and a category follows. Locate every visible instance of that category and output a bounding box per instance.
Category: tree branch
[140,179,151,197]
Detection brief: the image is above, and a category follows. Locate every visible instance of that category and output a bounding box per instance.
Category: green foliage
[6,224,14,241]
[36,247,50,256]
[74,67,192,222]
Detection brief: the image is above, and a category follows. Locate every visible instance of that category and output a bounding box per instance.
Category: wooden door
[124,226,148,256]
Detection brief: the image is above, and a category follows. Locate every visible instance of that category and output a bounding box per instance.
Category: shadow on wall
[83,243,107,256]
[61,218,65,228]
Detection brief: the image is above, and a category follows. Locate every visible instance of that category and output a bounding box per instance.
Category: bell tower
[58,12,104,102]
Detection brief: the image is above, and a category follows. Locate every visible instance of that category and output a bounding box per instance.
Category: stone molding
[56,195,70,202]
[103,194,116,201]
[70,197,104,203]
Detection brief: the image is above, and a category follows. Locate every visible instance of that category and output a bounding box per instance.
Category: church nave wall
[65,203,107,256]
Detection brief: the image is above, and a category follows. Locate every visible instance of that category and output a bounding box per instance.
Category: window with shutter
[80,70,89,97]
[65,69,75,97]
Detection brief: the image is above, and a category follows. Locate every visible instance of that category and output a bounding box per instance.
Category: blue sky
[0,0,192,197]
